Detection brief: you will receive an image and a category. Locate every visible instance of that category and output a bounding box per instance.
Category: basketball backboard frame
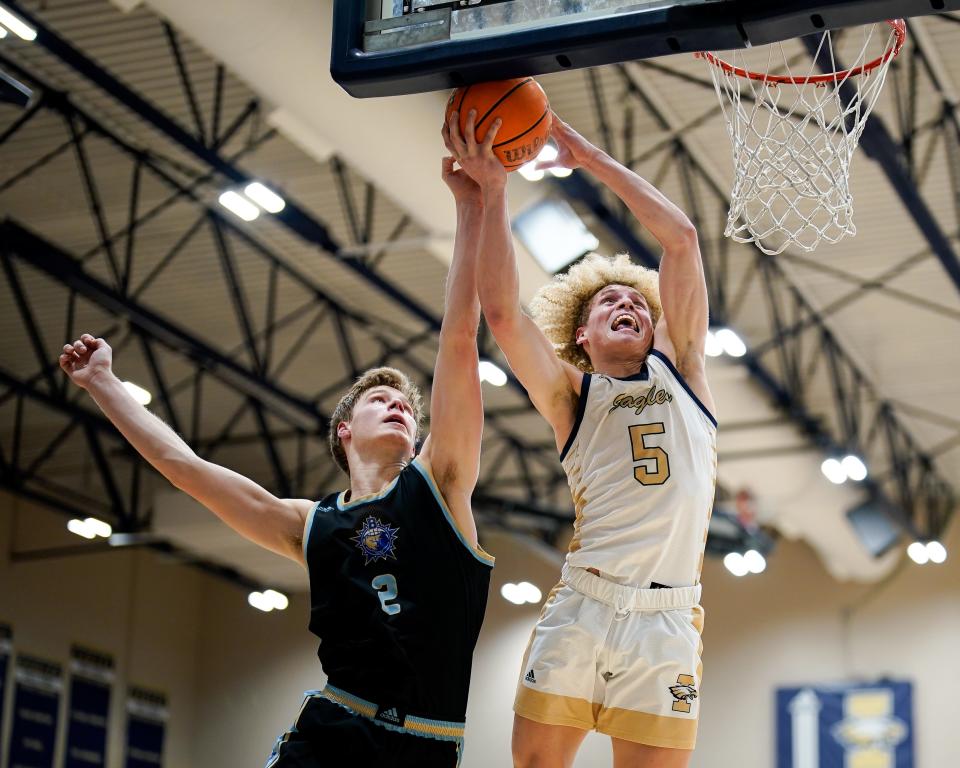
[331,0,960,98]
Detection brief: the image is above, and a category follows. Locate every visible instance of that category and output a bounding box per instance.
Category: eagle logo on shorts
[670,674,698,713]
[351,516,399,565]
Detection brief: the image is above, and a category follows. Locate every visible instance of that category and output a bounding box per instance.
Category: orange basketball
[445,78,552,171]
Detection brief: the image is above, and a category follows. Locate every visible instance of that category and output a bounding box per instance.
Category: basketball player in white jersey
[446,108,716,767]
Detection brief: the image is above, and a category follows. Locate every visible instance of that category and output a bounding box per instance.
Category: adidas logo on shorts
[525,669,537,684]
[376,706,403,724]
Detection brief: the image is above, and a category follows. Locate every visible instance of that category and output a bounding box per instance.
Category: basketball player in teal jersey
[58,136,504,767]
[448,108,716,768]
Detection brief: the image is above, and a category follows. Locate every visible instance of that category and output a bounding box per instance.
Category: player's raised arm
[446,109,582,449]
[543,113,714,412]
[59,334,312,563]
[417,143,488,546]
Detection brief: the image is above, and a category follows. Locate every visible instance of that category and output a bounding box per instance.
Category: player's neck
[590,350,649,380]
[345,458,408,502]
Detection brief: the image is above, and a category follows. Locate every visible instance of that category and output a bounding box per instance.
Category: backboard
[331,0,959,98]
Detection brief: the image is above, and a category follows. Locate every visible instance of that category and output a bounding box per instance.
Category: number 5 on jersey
[372,574,401,615]
[629,422,670,485]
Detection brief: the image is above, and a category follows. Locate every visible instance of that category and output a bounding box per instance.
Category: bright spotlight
[518,162,545,182]
[244,182,286,214]
[248,591,274,612]
[83,517,113,538]
[841,455,867,482]
[714,328,746,357]
[478,360,507,387]
[723,552,749,577]
[906,541,929,565]
[926,541,947,564]
[263,589,289,610]
[821,458,847,485]
[743,549,766,574]
[122,380,153,406]
[0,5,38,41]
[537,145,559,164]
[218,190,260,221]
[517,581,542,604]
[500,583,525,605]
[705,330,723,358]
[67,519,96,540]
[549,167,573,178]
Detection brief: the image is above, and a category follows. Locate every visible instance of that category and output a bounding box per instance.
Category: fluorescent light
[743,549,766,574]
[122,380,152,406]
[219,190,260,221]
[248,591,274,612]
[513,198,600,274]
[906,541,929,565]
[67,518,97,540]
[705,330,723,358]
[723,552,749,577]
[518,163,545,182]
[263,589,289,610]
[478,360,507,387]
[244,182,286,214]
[517,581,542,603]
[84,517,112,538]
[820,458,846,485]
[0,5,37,41]
[841,455,867,482]
[549,167,573,178]
[0,25,7,38]
[715,328,746,357]
[926,540,947,564]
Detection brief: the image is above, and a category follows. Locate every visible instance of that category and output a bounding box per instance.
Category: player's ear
[337,421,351,441]
[575,325,588,346]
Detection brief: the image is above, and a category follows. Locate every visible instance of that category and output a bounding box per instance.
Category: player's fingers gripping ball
[445,78,551,170]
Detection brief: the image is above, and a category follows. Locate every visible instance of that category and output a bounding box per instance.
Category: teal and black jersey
[303,457,494,726]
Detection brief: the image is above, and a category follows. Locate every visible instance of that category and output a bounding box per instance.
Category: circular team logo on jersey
[351,516,400,565]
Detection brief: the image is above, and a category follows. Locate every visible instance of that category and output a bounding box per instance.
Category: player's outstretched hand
[59,334,113,390]
[443,108,506,191]
[441,156,482,207]
[537,111,599,172]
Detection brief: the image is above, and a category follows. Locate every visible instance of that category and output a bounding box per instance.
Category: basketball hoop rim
[696,19,906,85]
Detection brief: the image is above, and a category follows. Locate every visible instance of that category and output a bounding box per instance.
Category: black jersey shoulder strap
[409,457,495,568]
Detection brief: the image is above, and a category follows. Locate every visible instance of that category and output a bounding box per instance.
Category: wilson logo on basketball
[502,136,546,165]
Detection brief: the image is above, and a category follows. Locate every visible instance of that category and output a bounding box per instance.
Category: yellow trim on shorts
[514,687,599,731]
[596,706,698,750]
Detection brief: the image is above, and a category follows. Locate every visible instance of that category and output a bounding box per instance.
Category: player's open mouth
[383,415,406,428]
[611,314,640,333]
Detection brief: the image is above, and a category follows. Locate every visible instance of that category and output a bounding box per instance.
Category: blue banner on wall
[124,686,167,768]
[776,680,913,768]
[7,655,62,768]
[0,624,11,744]
[64,646,114,768]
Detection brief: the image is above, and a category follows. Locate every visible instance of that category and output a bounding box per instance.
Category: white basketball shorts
[514,564,705,750]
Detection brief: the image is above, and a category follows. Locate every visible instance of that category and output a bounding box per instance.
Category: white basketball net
[700,21,904,255]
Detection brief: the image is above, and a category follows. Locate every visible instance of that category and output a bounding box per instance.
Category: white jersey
[560,349,717,588]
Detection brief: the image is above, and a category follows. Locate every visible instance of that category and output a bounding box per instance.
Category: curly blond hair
[329,367,424,475]
[529,253,661,372]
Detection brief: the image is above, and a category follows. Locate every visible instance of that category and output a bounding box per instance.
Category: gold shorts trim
[514,688,698,750]
[514,687,599,731]
[597,705,697,750]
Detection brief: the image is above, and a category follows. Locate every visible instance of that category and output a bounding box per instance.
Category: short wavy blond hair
[328,367,424,475]
[529,253,661,372]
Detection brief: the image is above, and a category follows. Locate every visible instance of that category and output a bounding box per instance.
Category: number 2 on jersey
[372,574,401,615]
[629,422,670,485]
